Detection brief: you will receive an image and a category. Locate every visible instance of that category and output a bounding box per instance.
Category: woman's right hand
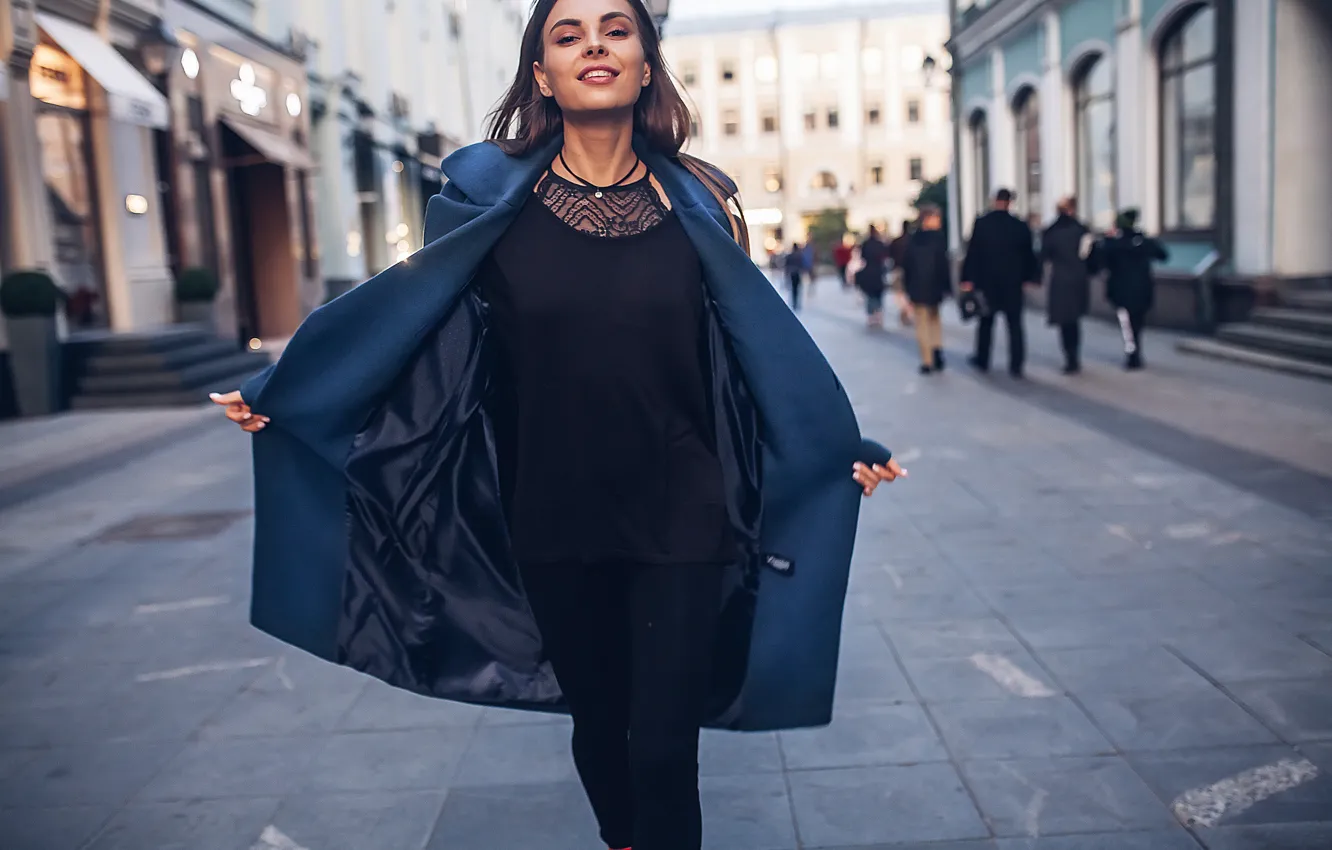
[210,390,269,432]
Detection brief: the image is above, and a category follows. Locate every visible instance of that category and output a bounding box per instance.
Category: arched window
[810,170,838,191]
[1160,3,1216,230]
[1012,86,1041,224]
[968,109,990,219]
[1074,54,1116,232]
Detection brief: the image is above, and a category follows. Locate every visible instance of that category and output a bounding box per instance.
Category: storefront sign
[30,43,86,110]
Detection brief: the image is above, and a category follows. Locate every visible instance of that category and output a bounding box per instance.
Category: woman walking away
[901,205,952,373]
[855,224,890,328]
[1102,208,1168,370]
[208,1,903,848]
[1041,196,1097,374]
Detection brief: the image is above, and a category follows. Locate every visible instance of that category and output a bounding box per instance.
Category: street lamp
[921,54,937,87]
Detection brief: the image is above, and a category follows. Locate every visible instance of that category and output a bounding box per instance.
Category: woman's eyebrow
[549,11,632,32]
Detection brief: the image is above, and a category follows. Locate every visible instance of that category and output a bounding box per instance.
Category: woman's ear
[533,61,553,97]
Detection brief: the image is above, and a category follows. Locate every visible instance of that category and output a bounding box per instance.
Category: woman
[854,225,890,328]
[900,204,951,374]
[210,0,902,847]
[1041,196,1096,375]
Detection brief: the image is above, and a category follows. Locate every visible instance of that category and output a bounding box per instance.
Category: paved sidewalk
[1,284,1330,850]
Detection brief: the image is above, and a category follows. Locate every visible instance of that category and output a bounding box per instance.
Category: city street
[2,281,1331,850]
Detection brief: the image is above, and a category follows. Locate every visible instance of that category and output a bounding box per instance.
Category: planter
[177,300,216,327]
[5,315,62,416]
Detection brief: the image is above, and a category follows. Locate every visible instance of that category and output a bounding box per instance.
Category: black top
[478,170,734,565]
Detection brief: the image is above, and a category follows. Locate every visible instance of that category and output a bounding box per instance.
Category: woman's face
[534,0,650,119]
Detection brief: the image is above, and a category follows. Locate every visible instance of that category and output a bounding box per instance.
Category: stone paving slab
[0,284,1329,849]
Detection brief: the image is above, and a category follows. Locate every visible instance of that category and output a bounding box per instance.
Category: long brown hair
[485,0,749,252]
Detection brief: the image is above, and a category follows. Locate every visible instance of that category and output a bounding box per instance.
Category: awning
[220,116,315,170]
[36,13,169,129]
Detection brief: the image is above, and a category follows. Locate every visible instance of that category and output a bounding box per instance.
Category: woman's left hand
[853,460,906,496]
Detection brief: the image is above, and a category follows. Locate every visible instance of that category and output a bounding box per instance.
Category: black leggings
[520,561,726,850]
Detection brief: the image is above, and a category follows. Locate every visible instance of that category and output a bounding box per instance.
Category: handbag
[957,288,989,323]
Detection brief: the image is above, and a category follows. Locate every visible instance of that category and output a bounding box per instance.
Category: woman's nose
[583,39,607,57]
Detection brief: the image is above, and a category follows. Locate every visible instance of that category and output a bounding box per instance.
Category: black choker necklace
[558,151,641,198]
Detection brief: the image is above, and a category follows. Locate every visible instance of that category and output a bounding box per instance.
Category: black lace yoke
[534,170,669,238]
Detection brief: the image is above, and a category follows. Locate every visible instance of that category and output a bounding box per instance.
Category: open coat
[238,136,891,732]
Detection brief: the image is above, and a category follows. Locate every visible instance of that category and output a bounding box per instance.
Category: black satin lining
[338,283,764,723]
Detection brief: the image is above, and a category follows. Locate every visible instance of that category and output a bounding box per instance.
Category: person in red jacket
[832,237,853,289]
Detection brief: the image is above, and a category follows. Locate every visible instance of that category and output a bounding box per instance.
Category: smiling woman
[210,0,902,848]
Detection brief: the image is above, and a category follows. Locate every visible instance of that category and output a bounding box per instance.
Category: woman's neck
[559,119,637,186]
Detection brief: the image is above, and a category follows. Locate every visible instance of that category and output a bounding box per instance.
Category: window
[689,114,701,137]
[722,109,739,136]
[1075,54,1117,232]
[867,105,882,125]
[909,157,923,181]
[720,60,736,83]
[761,111,778,133]
[811,170,838,191]
[906,99,920,124]
[755,56,778,83]
[827,108,839,129]
[804,110,817,130]
[969,109,991,217]
[764,166,782,193]
[681,64,697,86]
[869,163,884,185]
[1013,87,1041,223]
[1161,3,1216,230]
[862,49,882,75]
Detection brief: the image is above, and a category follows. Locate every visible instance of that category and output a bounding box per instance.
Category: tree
[803,208,848,266]
[911,175,949,241]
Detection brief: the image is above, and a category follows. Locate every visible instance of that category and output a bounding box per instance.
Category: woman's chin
[560,98,639,122]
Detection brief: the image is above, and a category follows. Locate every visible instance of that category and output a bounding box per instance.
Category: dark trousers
[1123,308,1147,365]
[520,562,726,850]
[1059,322,1081,369]
[974,299,1025,374]
[788,271,803,311]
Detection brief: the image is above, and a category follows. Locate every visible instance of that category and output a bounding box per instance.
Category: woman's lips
[578,66,619,84]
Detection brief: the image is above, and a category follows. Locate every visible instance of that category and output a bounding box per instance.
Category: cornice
[950,0,1051,62]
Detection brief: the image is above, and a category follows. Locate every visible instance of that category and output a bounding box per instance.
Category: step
[1176,337,1332,382]
[64,325,213,357]
[1282,289,1332,313]
[1215,323,1332,364]
[77,352,266,394]
[69,363,267,410]
[1248,307,1332,337]
[83,338,244,375]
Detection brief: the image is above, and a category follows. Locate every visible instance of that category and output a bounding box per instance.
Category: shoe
[1009,369,1024,379]
[968,356,989,373]
[1062,362,1080,375]
[1125,355,1143,370]
[919,364,933,375]
[933,349,945,371]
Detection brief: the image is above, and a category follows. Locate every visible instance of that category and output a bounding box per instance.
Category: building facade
[250,0,525,298]
[2,0,175,334]
[662,1,951,262]
[948,0,1332,328]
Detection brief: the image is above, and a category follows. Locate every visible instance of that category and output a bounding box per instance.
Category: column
[988,48,1014,192]
[1038,9,1066,224]
[1116,0,1147,228]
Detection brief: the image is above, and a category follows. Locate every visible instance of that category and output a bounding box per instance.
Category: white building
[251,0,524,297]
[662,1,951,261]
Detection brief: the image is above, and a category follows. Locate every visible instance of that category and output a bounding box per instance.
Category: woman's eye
[556,34,578,44]
[607,27,629,36]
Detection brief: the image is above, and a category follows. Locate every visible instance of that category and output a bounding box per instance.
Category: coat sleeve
[859,437,893,466]
[1022,222,1040,284]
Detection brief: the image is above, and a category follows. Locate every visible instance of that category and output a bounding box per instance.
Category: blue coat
[239,135,892,731]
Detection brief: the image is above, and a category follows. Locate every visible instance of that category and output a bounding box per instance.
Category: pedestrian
[803,241,817,297]
[889,219,913,326]
[785,240,806,311]
[960,188,1040,377]
[1101,208,1168,370]
[901,204,952,374]
[854,224,890,328]
[208,1,904,848]
[833,236,853,289]
[1041,196,1098,374]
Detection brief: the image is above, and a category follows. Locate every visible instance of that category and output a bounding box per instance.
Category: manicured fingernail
[242,413,251,419]
[208,392,219,399]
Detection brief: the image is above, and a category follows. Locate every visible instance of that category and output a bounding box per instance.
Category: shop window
[1075,53,1117,232]
[909,157,923,182]
[1160,2,1216,230]
[1012,86,1041,223]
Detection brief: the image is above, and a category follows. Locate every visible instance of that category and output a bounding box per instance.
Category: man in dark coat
[960,188,1040,377]
[901,204,952,374]
[1101,208,1168,370]
[1041,196,1097,374]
